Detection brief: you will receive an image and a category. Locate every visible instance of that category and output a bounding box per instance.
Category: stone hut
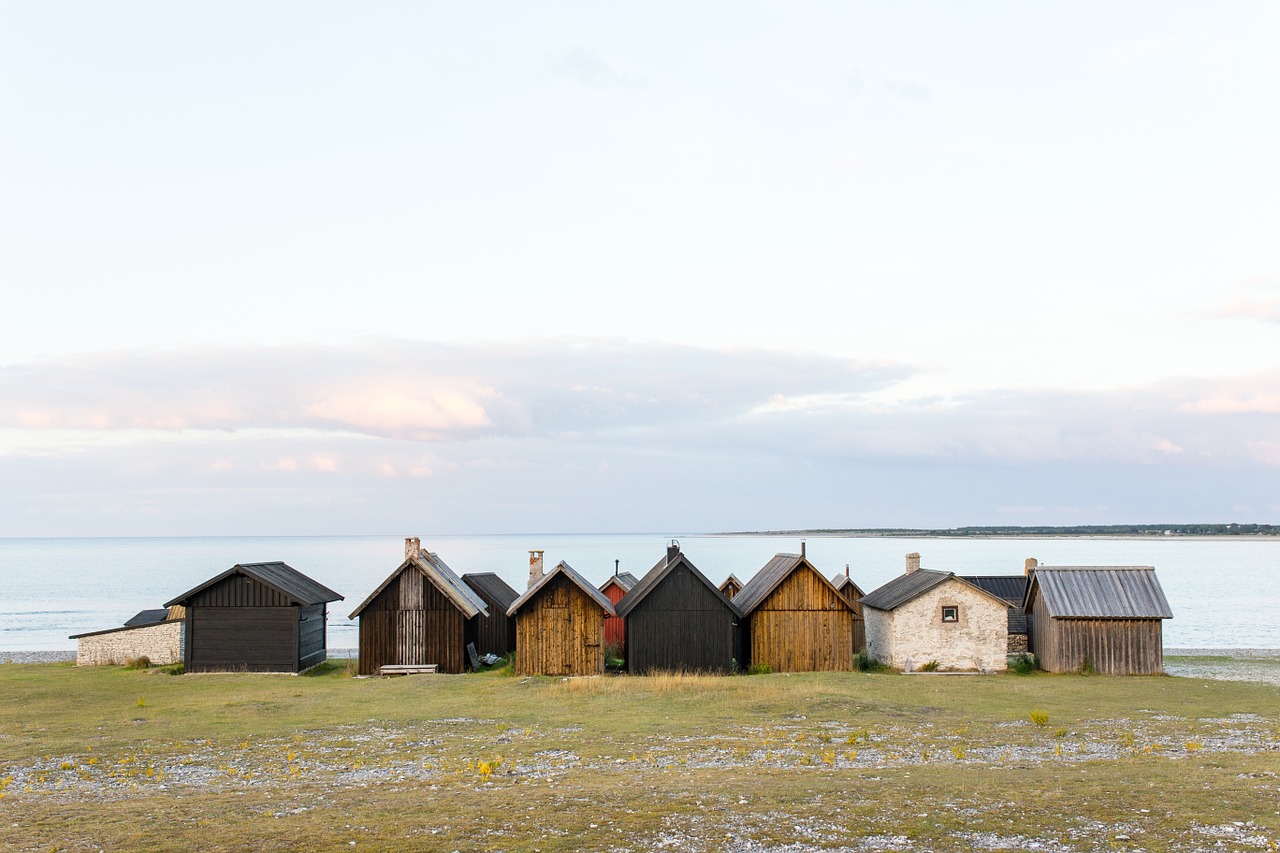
[70,605,186,666]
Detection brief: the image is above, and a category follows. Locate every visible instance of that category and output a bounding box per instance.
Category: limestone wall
[75,621,184,666]
[866,578,1008,672]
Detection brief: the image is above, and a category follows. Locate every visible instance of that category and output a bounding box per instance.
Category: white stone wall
[75,621,185,666]
[865,579,1007,672]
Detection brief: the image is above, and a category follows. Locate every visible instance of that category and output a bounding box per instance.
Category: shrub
[1008,653,1035,675]
[124,656,151,670]
[853,651,888,673]
[920,660,940,672]
[1077,655,1096,676]
[1029,709,1049,726]
[745,663,773,675]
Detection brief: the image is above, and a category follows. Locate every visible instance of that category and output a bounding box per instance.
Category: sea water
[1,534,1277,652]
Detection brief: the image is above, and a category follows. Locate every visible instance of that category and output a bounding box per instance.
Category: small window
[941,606,959,623]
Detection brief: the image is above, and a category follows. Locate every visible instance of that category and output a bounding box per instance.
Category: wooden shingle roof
[599,572,640,593]
[462,572,520,612]
[830,574,865,599]
[166,562,343,608]
[1027,567,1173,619]
[506,561,618,618]
[733,553,850,616]
[349,551,488,619]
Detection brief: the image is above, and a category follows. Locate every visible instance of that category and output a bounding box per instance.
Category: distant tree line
[740,524,1277,537]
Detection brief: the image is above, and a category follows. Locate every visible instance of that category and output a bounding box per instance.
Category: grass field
[1,661,1278,852]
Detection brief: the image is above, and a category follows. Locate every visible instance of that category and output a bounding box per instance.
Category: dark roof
[462,573,520,611]
[166,562,343,608]
[733,553,851,616]
[830,574,865,598]
[506,561,618,618]
[615,550,741,619]
[860,569,953,611]
[599,572,640,593]
[1028,567,1173,619]
[124,609,170,627]
[960,576,1029,633]
[349,551,488,619]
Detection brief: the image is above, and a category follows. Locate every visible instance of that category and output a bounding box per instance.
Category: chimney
[800,540,807,559]
[905,552,921,574]
[667,540,680,566]
[615,558,620,577]
[404,537,421,560]
[1025,557,1038,576]
[845,564,850,579]
[528,550,545,589]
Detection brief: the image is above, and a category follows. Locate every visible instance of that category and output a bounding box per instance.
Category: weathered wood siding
[601,582,628,652]
[357,568,466,675]
[466,594,515,658]
[298,604,327,670]
[836,584,867,654]
[750,568,853,672]
[627,564,738,674]
[187,607,296,672]
[1030,594,1163,674]
[188,573,294,608]
[514,574,604,676]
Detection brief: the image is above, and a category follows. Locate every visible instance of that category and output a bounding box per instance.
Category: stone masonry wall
[76,621,184,666]
[870,578,1008,672]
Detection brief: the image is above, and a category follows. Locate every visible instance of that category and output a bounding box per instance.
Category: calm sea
[1,534,1276,652]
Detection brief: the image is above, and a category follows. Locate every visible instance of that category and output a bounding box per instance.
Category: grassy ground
[1,662,1278,852]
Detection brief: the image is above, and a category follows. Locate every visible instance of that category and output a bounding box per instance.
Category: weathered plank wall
[298,603,327,670]
[465,590,516,658]
[187,607,296,672]
[627,564,737,674]
[601,582,628,653]
[1030,594,1164,674]
[836,584,867,654]
[750,568,853,672]
[514,575,604,676]
[357,568,466,675]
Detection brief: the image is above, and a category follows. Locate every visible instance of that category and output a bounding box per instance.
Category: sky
[1,2,1278,535]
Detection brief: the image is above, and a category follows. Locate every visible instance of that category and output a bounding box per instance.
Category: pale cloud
[549,47,644,91]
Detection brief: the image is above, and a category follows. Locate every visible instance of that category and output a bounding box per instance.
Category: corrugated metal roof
[860,569,953,611]
[348,551,488,619]
[615,550,741,619]
[166,561,343,608]
[462,573,520,612]
[1030,567,1173,619]
[733,553,850,616]
[599,572,640,593]
[506,561,618,618]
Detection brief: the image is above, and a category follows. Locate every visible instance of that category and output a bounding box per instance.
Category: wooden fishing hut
[615,543,742,674]
[830,566,867,654]
[461,572,519,658]
[506,554,616,676]
[599,568,639,653]
[165,561,342,673]
[349,537,489,676]
[719,574,745,601]
[734,543,854,672]
[1024,565,1172,674]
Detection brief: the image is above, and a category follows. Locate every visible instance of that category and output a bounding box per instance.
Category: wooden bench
[379,664,439,676]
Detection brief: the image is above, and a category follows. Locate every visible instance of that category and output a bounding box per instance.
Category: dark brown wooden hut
[349,538,489,676]
[462,572,518,658]
[830,570,867,654]
[165,562,342,673]
[506,561,616,676]
[1024,566,1172,674]
[719,574,744,601]
[735,546,854,672]
[615,545,742,674]
[599,571,639,653]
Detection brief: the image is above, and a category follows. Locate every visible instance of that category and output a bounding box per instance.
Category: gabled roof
[615,550,741,619]
[719,574,744,592]
[349,551,488,619]
[733,553,851,616]
[959,575,1028,607]
[1027,566,1173,619]
[124,609,170,627]
[166,562,343,608]
[506,560,617,618]
[861,569,1011,612]
[830,574,866,598]
[599,572,640,593]
[462,572,520,612]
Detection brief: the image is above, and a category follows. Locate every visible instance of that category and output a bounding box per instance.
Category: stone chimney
[905,552,921,574]
[528,550,545,589]
[405,537,421,560]
[1025,557,1038,576]
[667,541,680,566]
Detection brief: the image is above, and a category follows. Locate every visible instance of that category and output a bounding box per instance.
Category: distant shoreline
[712,531,1279,541]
